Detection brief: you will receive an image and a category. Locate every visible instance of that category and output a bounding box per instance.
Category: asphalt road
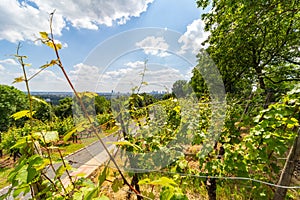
[47,133,118,179]
[0,133,118,199]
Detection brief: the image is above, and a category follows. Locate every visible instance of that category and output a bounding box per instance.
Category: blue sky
[0,0,209,92]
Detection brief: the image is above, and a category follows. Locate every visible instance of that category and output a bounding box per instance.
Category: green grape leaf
[55,163,72,179]
[112,178,123,192]
[63,127,77,142]
[160,187,175,200]
[94,195,110,200]
[98,166,109,187]
[33,131,59,143]
[11,110,35,120]
[139,177,177,188]
[111,141,142,151]
[31,96,48,105]
[16,165,28,184]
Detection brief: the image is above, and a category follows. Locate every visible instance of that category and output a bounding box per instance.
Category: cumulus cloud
[125,61,145,69]
[0,64,5,72]
[0,58,18,65]
[178,19,210,55]
[136,36,171,57]
[0,0,65,42]
[0,0,153,42]
[97,60,185,93]
[28,68,64,82]
[70,63,100,91]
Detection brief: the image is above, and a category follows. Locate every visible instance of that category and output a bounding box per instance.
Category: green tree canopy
[0,85,28,132]
[95,95,111,114]
[54,97,73,119]
[195,0,300,95]
[172,80,192,98]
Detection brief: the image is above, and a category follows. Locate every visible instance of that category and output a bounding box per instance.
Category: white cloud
[70,63,100,91]
[97,62,186,93]
[0,58,18,65]
[0,0,65,42]
[125,61,144,68]
[136,36,171,57]
[105,68,133,78]
[0,64,5,72]
[0,0,153,42]
[178,19,210,55]
[28,68,64,82]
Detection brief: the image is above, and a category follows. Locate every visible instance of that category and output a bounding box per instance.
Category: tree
[32,97,54,122]
[95,95,111,114]
[191,1,300,199]
[54,97,73,119]
[0,85,28,132]
[195,0,300,96]
[172,80,192,98]
[0,85,28,157]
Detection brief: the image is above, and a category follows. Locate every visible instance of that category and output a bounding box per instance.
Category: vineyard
[0,0,300,199]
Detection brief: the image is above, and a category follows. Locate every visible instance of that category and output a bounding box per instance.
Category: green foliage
[3,6,300,199]
[0,85,28,132]
[190,67,208,99]
[96,113,115,129]
[32,96,54,122]
[0,126,26,155]
[50,117,74,136]
[11,110,35,120]
[54,97,73,119]
[95,95,111,114]
[33,131,59,144]
[139,177,188,200]
[196,0,300,94]
[241,84,300,187]
[172,80,192,98]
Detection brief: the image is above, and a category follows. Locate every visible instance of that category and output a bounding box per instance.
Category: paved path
[0,134,118,199]
[46,134,118,179]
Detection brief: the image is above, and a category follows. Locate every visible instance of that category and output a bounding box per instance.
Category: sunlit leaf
[11,138,28,149]
[16,165,28,183]
[39,32,49,39]
[12,76,25,84]
[78,91,97,98]
[55,164,72,179]
[33,131,59,143]
[111,141,142,151]
[24,63,31,67]
[45,41,62,50]
[56,43,62,49]
[84,188,98,200]
[64,127,77,142]
[34,158,50,171]
[139,177,178,188]
[11,110,35,120]
[31,96,48,105]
